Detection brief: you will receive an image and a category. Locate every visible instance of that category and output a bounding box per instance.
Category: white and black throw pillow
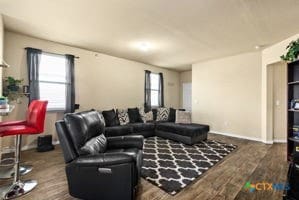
[175,110,191,124]
[156,107,170,121]
[117,109,130,125]
[139,107,154,123]
[144,111,153,122]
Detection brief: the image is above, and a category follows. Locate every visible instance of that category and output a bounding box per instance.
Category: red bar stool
[0,100,48,199]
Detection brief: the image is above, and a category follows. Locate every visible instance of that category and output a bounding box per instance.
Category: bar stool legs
[0,135,37,199]
[0,165,33,179]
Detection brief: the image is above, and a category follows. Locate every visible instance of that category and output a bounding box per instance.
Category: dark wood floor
[0,134,288,200]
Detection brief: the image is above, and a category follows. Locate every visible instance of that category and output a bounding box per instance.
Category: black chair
[55,110,143,200]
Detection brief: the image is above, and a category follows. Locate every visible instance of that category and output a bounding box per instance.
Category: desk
[0,105,15,116]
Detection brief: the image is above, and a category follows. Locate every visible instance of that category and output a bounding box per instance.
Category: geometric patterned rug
[141,136,237,195]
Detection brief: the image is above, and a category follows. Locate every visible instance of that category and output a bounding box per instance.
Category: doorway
[183,83,192,111]
[266,62,287,142]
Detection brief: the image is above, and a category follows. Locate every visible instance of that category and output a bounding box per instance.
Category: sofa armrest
[65,153,135,199]
[69,153,134,168]
[107,135,144,150]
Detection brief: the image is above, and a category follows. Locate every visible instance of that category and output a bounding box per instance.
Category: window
[150,73,160,107]
[183,83,192,111]
[39,53,67,111]
[144,70,164,108]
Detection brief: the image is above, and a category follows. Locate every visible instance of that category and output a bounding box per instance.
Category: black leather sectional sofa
[56,108,210,200]
[105,121,209,145]
[104,109,209,145]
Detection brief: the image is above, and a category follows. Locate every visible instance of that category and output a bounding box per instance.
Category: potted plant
[4,76,23,92]
[281,39,299,62]
[3,76,24,103]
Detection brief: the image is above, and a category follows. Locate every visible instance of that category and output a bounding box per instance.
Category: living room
[0,0,298,200]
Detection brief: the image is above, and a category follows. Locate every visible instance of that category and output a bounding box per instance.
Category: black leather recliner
[55,110,143,200]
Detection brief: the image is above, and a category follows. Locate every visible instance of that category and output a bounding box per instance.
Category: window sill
[46,109,65,113]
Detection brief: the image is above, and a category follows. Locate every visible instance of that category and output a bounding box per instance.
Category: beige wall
[192,51,262,140]
[0,15,3,149]
[262,34,299,142]
[0,15,3,94]
[179,70,192,108]
[3,31,180,148]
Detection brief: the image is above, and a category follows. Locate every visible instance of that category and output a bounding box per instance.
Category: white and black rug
[141,136,237,195]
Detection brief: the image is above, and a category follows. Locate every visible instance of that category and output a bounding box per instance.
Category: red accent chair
[0,100,48,199]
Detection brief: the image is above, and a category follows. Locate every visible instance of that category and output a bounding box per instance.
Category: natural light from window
[150,73,160,107]
[39,53,67,111]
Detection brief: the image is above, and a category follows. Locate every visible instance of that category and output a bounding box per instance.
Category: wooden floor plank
[0,134,287,200]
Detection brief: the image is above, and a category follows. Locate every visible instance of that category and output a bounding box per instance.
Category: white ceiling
[1,0,299,71]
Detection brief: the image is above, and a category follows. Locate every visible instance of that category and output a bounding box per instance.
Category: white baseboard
[273,139,287,143]
[210,130,263,142]
[210,130,286,144]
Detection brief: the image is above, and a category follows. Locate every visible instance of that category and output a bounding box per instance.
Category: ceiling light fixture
[255,44,268,50]
[138,42,151,52]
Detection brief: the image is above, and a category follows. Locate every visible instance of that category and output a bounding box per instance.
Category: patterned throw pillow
[156,107,170,121]
[139,107,153,123]
[175,110,191,124]
[117,109,130,125]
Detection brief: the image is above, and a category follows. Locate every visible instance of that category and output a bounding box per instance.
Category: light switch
[275,100,280,106]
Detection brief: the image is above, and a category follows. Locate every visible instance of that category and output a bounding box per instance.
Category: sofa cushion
[117,109,130,125]
[97,112,106,127]
[128,108,143,123]
[168,108,176,122]
[79,134,107,155]
[104,125,133,137]
[156,122,209,137]
[156,107,170,121]
[152,108,158,121]
[139,107,153,123]
[64,110,104,154]
[130,122,156,132]
[175,110,191,124]
[102,109,120,127]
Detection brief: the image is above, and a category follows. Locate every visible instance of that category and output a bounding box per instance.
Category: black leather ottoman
[155,122,209,145]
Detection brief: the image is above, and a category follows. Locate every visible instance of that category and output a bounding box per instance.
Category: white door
[183,83,192,111]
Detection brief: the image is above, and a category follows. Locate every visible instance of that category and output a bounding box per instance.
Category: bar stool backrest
[26,100,48,133]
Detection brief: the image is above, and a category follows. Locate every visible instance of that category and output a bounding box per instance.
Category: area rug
[141,136,237,195]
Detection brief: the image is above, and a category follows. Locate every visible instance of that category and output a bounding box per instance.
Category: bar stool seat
[0,126,38,136]
[0,120,32,179]
[0,100,48,199]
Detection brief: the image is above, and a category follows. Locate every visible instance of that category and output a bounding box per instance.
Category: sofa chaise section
[155,122,209,145]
